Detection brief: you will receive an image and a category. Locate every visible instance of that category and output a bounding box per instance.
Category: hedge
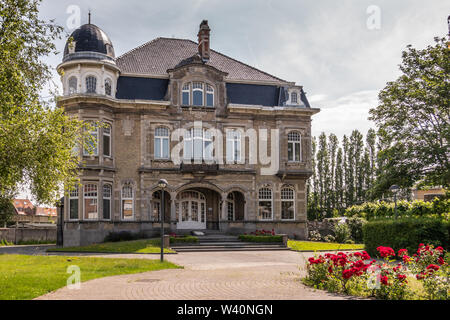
[345,197,449,220]
[238,235,283,243]
[362,218,450,257]
[170,236,198,244]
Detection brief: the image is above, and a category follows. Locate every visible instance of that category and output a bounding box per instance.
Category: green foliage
[0,0,92,204]
[333,223,351,244]
[0,197,15,226]
[345,197,449,220]
[362,218,450,257]
[104,231,148,242]
[238,235,283,243]
[170,236,198,244]
[369,37,450,191]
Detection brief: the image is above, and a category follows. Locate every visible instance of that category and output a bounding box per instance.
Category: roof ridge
[117,37,287,83]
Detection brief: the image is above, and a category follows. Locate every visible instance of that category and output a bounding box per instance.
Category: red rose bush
[303,243,448,300]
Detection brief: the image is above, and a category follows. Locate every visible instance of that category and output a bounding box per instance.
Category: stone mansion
[58,20,320,246]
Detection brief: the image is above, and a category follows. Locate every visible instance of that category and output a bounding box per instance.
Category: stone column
[221,193,228,221]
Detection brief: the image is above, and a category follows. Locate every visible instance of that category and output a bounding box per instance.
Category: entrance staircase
[171,231,290,252]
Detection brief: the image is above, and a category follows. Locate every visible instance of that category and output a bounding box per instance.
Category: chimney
[198,20,211,62]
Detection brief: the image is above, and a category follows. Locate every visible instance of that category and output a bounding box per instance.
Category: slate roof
[117,38,286,83]
[64,24,115,58]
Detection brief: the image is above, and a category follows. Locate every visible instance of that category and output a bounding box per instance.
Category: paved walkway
[36,250,352,300]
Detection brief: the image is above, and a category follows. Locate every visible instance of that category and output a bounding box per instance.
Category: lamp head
[389,185,400,194]
[157,179,168,189]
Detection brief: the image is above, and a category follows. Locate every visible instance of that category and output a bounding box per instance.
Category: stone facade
[57,21,320,246]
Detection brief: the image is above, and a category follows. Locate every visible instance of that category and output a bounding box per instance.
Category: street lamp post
[389,185,400,219]
[158,179,168,262]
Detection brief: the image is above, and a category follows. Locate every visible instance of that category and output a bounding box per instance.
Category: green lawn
[288,240,365,252]
[0,254,180,300]
[47,239,175,254]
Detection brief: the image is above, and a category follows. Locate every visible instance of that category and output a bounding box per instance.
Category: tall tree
[335,147,344,213]
[0,0,89,205]
[370,37,450,191]
[328,134,339,211]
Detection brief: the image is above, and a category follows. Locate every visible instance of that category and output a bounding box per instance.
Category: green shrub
[345,197,449,220]
[170,236,198,244]
[239,235,283,243]
[333,223,351,244]
[104,231,147,242]
[325,217,367,243]
[363,218,450,257]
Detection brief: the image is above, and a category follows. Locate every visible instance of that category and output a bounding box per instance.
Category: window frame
[258,187,273,221]
[83,184,98,220]
[291,92,298,104]
[121,183,134,220]
[103,123,112,158]
[85,75,97,94]
[68,76,78,95]
[181,82,215,107]
[154,127,170,160]
[287,131,302,163]
[69,187,79,220]
[183,128,215,162]
[104,78,112,96]
[83,122,98,157]
[281,187,295,220]
[102,184,112,220]
[226,130,242,163]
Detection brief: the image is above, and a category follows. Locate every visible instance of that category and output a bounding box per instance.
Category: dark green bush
[170,236,198,244]
[363,218,450,257]
[104,231,147,242]
[239,235,283,243]
[326,217,367,243]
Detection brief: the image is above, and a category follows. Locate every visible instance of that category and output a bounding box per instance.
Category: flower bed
[303,243,449,300]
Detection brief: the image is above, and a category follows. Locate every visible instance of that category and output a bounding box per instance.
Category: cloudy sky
[38,0,449,139]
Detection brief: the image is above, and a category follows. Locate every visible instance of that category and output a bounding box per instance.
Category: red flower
[438,257,445,265]
[397,274,407,282]
[342,269,354,279]
[377,246,395,258]
[328,266,333,273]
[426,264,440,272]
[380,275,389,285]
[397,249,408,257]
[402,255,412,263]
[435,246,444,252]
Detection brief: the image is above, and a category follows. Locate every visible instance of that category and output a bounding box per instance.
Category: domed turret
[63,23,115,63]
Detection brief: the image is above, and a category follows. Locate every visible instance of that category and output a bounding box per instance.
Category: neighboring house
[12,199,56,224]
[57,20,320,247]
[412,187,446,202]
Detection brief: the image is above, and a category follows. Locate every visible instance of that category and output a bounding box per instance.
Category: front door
[177,191,206,229]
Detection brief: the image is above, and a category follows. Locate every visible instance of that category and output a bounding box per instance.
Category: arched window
[121,183,134,220]
[281,187,295,220]
[104,78,112,96]
[69,187,79,220]
[181,82,215,107]
[291,92,298,104]
[288,131,301,162]
[103,184,112,220]
[192,82,204,106]
[86,76,97,93]
[84,184,98,220]
[154,127,170,159]
[182,83,190,106]
[258,188,273,220]
[68,76,77,95]
[227,193,235,221]
[103,123,111,157]
[206,84,214,107]
[152,191,161,221]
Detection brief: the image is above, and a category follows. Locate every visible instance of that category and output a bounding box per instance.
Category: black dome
[63,24,115,62]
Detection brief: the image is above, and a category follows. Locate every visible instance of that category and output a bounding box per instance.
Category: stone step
[173,241,283,247]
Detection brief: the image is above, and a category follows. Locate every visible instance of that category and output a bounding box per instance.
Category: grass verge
[47,238,175,254]
[0,254,180,300]
[288,240,364,251]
